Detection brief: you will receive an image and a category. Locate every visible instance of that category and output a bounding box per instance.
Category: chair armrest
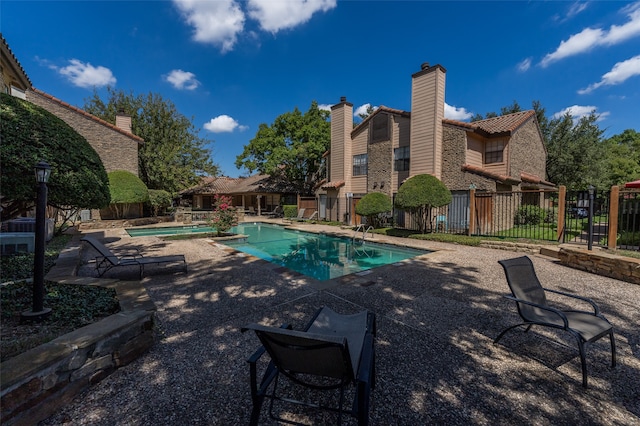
[356,333,375,384]
[542,288,600,316]
[504,295,569,328]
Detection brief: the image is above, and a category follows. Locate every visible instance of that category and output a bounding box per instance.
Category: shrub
[108,170,149,219]
[283,205,298,218]
[355,192,392,228]
[207,195,238,236]
[394,174,452,233]
[514,205,546,225]
[148,189,173,216]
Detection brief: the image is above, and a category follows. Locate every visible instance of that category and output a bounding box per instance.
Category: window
[353,154,368,176]
[485,140,504,164]
[394,146,410,172]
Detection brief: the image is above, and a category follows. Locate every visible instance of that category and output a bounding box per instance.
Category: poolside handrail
[353,224,374,243]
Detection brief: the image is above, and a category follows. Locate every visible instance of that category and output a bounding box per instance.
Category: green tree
[235,101,330,195]
[83,87,218,194]
[545,112,606,190]
[355,192,393,228]
[0,93,110,221]
[394,174,452,233]
[108,170,149,219]
[602,129,640,187]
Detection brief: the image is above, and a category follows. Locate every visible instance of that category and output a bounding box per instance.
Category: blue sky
[3,1,640,178]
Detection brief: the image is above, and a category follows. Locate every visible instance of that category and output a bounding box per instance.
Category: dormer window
[485,140,504,164]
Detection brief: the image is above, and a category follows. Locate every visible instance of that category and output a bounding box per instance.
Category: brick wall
[508,119,546,183]
[26,90,140,176]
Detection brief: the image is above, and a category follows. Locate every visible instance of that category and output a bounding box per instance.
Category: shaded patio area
[44,223,640,425]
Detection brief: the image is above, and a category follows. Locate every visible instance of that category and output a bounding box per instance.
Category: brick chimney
[115,109,132,134]
[409,62,446,178]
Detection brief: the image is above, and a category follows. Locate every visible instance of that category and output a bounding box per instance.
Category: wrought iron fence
[617,188,640,251]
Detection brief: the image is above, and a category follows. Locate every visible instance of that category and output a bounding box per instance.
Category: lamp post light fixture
[21,160,52,321]
[587,185,595,251]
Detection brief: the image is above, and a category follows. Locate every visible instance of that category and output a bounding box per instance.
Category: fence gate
[562,189,610,247]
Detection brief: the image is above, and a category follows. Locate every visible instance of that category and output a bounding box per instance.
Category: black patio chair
[241,306,376,425]
[495,256,616,387]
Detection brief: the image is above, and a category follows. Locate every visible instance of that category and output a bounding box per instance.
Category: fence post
[557,185,566,242]
[468,188,476,236]
[608,185,620,250]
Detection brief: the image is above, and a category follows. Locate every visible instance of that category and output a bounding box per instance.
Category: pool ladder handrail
[353,224,374,243]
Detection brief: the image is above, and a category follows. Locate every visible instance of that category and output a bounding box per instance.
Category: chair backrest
[307,211,318,220]
[244,323,355,382]
[498,256,548,321]
[297,208,306,218]
[80,236,119,266]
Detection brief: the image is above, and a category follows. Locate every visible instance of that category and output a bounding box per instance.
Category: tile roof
[30,88,144,144]
[462,164,556,189]
[1,34,32,88]
[444,110,536,137]
[181,174,297,195]
[520,171,555,188]
[321,180,345,189]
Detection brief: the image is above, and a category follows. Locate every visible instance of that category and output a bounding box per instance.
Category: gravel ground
[43,222,640,425]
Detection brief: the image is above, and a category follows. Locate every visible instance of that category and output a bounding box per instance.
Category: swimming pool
[223,223,429,280]
[126,222,430,280]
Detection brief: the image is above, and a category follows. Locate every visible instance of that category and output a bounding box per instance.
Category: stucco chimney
[115,110,132,134]
[409,62,446,178]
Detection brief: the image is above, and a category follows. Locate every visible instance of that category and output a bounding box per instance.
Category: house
[1,35,144,219]
[180,174,297,216]
[317,62,554,227]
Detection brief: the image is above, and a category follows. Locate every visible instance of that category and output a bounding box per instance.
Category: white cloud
[247,0,336,33]
[553,105,610,124]
[517,58,532,72]
[578,55,640,94]
[354,103,377,118]
[56,59,116,88]
[173,0,245,53]
[204,115,248,133]
[541,2,640,67]
[444,103,473,121]
[317,104,332,112]
[165,69,200,90]
[567,1,589,19]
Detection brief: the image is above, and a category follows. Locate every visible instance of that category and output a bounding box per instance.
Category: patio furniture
[291,210,318,222]
[495,256,616,387]
[263,205,283,218]
[242,306,376,425]
[80,236,187,279]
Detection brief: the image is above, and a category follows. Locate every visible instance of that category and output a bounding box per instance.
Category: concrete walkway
[43,220,640,425]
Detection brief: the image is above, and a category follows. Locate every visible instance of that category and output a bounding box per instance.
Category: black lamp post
[21,160,52,321]
[587,185,595,251]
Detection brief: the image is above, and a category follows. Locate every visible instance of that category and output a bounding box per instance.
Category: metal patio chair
[81,236,187,279]
[495,256,616,387]
[242,306,376,425]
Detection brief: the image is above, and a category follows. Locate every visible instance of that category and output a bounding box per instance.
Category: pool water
[224,223,429,281]
[126,222,430,280]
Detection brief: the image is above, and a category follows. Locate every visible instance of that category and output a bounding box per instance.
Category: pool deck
[44,219,640,425]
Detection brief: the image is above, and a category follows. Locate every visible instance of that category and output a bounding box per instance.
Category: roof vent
[421,62,430,70]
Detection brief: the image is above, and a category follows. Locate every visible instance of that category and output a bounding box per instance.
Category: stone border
[558,245,640,285]
[0,234,156,426]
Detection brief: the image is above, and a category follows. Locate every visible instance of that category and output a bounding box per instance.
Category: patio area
[43,222,639,425]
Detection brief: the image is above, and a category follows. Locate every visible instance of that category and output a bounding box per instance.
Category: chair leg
[610,330,617,368]
[494,323,528,344]
[576,337,588,388]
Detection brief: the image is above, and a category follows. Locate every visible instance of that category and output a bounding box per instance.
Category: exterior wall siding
[392,115,411,191]
[409,65,446,178]
[442,126,496,191]
[26,90,140,176]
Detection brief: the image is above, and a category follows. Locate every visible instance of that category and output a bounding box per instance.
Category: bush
[283,205,298,218]
[108,170,149,219]
[395,174,452,233]
[207,195,237,236]
[514,205,546,225]
[355,192,392,228]
[148,189,172,216]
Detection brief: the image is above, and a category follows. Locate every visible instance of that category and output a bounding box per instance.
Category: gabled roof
[181,174,297,195]
[29,88,144,144]
[352,105,411,136]
[0,34,32,89]
[443,110,536,138]
[462,164,555,189]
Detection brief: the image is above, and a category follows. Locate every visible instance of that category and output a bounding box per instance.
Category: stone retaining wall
[558,246,640,285]
[0,235,156,426]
